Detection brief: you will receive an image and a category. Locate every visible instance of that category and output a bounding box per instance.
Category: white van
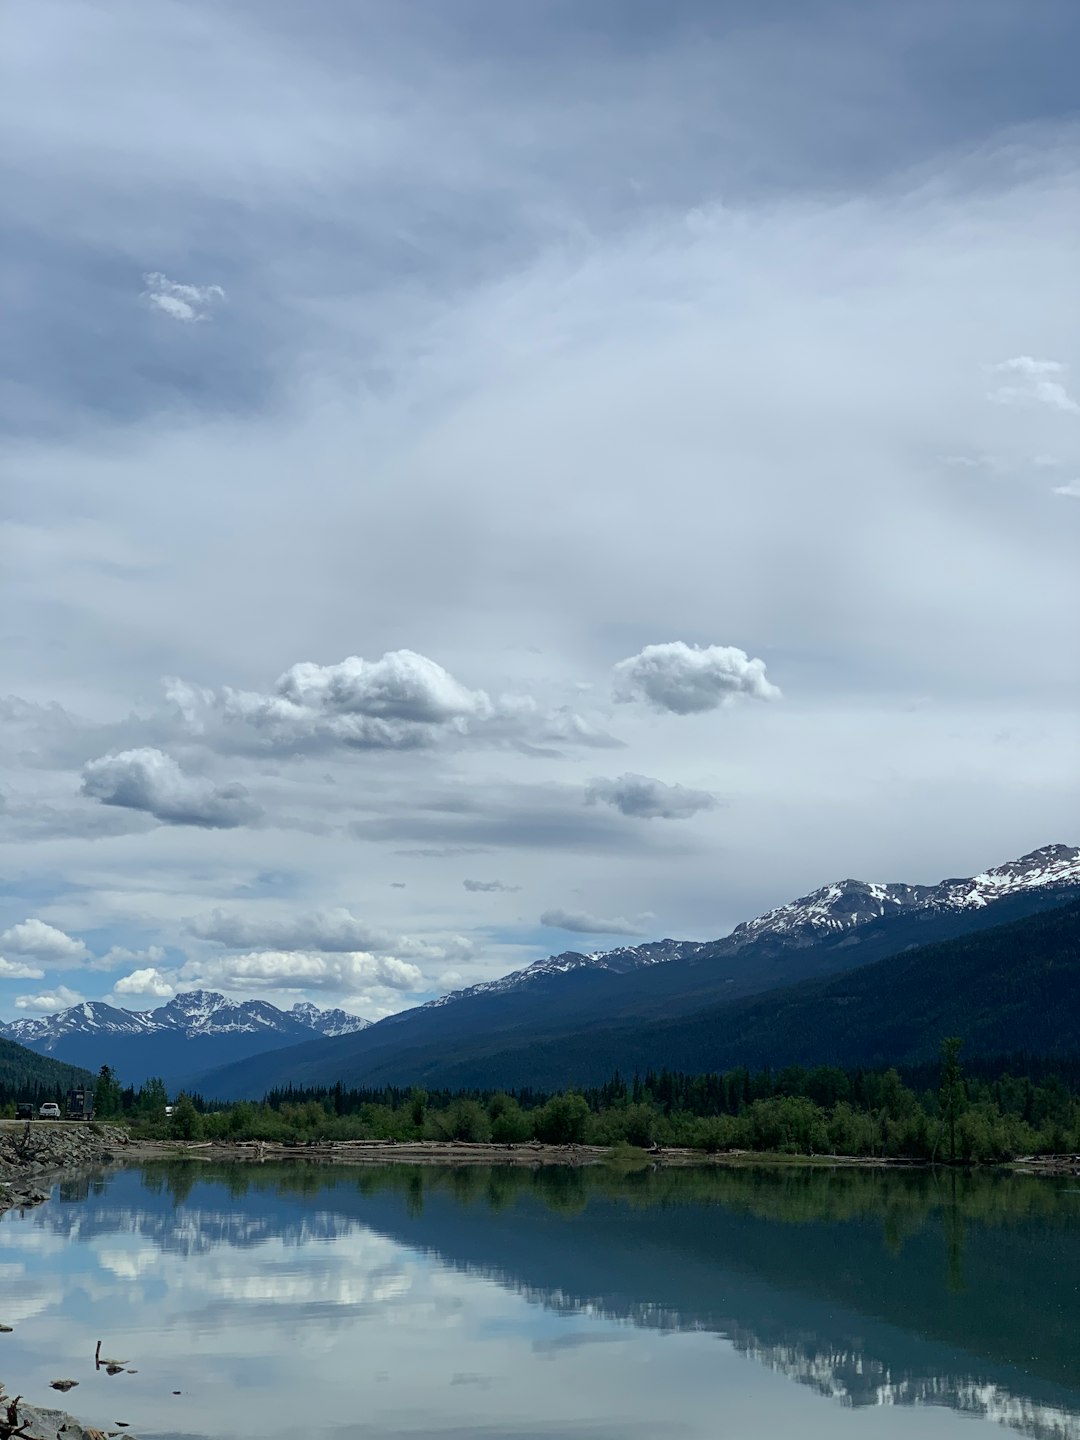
[38,1102,61,1120]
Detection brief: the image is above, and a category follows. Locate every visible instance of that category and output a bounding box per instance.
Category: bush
[533,1093,591,1145]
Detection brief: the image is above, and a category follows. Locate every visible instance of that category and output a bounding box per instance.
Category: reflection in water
[3,1161,1080,1440]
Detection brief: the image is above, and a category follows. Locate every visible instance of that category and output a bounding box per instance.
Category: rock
[51,1379,80,1392]
[0,1323,12,1332]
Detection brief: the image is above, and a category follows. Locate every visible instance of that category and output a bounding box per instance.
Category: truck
[65,1088,94,1121]
[16,1102,33,1121]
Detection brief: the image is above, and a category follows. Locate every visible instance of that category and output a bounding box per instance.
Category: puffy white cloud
[112,967,175,998]
[81,747,261,828]
[539,908,649,936]
[613,642,781,715]
[462,879,520,893]
[278,651,491,723]
[988,357,1080,414]
[1051,479,1080,498]
[0,918,89,963]
[585,773,717,820]
[0,958,45,980]
[142,272,225,323]
[183,951,423,993]
[15,986,84,1012]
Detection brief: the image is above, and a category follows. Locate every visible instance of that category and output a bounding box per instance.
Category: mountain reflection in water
[6,1162,1080,1440]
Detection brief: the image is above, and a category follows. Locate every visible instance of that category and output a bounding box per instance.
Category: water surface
[1,1161,1079,1439]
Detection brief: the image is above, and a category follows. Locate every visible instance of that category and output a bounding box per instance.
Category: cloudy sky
[2,0,1078,1023]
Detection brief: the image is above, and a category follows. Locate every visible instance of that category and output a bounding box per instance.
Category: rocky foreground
[0,1122,129,1218]
[1,1380,138,1440]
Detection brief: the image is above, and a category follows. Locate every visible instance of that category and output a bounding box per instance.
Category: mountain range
[3,843,1077,1096]
[0,991,369,1091]
[193,842,1080,1096]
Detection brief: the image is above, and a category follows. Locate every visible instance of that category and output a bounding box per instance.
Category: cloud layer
[2,0,1078,1022]
[539,909,649,937]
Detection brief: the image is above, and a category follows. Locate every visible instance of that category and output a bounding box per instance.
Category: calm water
[2,1162,1079,1440]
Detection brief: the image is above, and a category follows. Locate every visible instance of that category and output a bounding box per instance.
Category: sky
[1,0,1078,1023]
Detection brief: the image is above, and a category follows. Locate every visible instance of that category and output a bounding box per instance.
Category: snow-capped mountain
[179,841,1080,1098]
[420,939,693,1012]
[288,1001,372,1038]
[0,990,371,1049]
[724,843,1080,951]
[0,991,372,1090]
[421,845,1080,1013]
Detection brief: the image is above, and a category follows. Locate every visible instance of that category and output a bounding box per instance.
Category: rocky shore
[0,1123,130,1218]
[0,1380,138,1440]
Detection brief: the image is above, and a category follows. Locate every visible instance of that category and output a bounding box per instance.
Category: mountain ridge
[0,991,371,1090]
[191,843,1080,1097]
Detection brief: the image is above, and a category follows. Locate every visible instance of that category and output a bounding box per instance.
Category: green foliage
[87,1041,1080,1164]
[170,1093,203,1141]
[533,1092,591,1144]
[939,1037,965,1163]
[95,1065,124,1119]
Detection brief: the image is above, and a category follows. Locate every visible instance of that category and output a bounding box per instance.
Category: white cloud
[539,908,650,937]
[142,272,225,323]
[988,357,1080,414]
[585,773,717,820]
[1051,480,1080,498]
[182,951,423,994]
[613,642,781,715]
[462,879,520,893]
[15,986,84,1012]
[278,651,491,723]
[81,747,261,828]
[112,967,175,998]
[0,958,46,980]
[169,653,614,757]
[992,357,1066,377]
[0,918,89,963]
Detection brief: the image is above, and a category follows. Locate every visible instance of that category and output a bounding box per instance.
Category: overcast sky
[2,0,1078,1022]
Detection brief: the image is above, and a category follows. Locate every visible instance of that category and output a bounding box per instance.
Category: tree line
[58,1040,1080,1163]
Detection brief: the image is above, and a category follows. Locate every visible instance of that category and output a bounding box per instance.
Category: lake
[1,1161,1079,1440]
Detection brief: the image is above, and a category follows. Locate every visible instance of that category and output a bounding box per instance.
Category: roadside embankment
[0,1122,129,1217]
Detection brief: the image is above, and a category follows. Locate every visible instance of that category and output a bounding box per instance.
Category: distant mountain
[192,844,1080,1097]
[0,991,370,1091]
[0,1034,93,1100]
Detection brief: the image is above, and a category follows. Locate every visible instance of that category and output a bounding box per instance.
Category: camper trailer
[66,1088,94,1121]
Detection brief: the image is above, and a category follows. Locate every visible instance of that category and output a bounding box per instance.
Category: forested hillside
[416,897,1080,1090]
[0,1035,93,1109]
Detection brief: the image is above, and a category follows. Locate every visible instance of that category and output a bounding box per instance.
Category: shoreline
[4,1125,1079,1209]
[117,1136,1080,1175]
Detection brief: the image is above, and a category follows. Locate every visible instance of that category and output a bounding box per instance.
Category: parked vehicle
[66,1088,94,1121]
[16,1102,33,1121]
[38,1102,61,1120]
